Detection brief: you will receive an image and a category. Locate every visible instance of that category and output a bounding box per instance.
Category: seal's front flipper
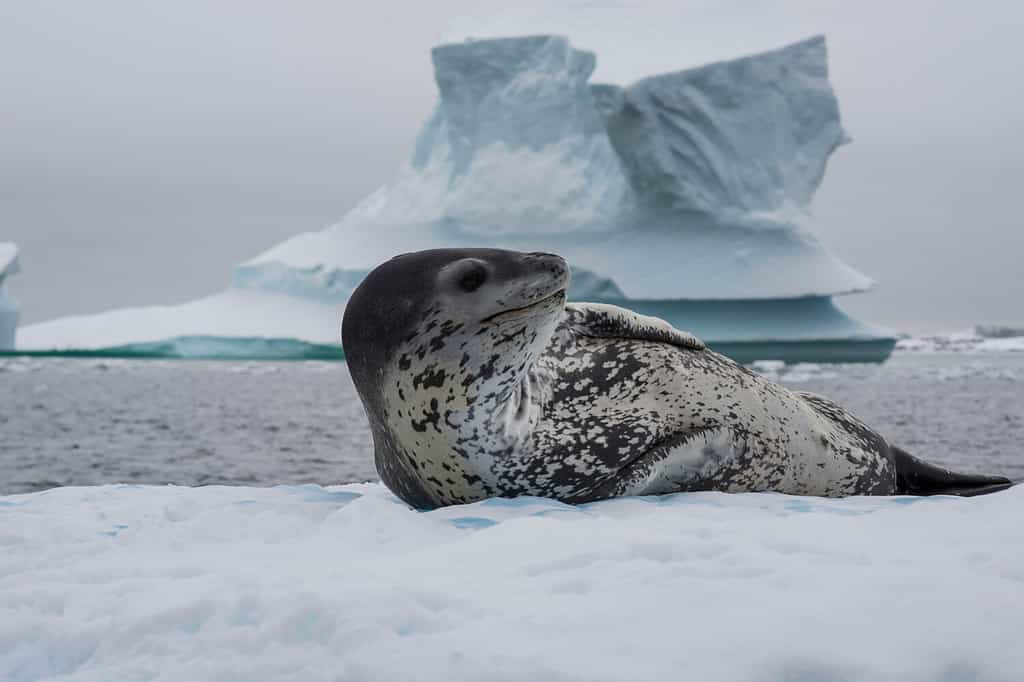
[565,302,705,351]
[892,446,1013,497]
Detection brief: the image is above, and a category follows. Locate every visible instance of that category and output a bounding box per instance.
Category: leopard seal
[341,248,1012,509]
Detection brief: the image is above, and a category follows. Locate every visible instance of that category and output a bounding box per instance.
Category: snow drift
[2,482,1022,681]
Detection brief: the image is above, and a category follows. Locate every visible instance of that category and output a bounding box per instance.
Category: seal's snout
[522,251,570,292]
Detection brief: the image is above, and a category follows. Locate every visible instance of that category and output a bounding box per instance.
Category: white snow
[0,242,21,350]
[2,483,1022,681]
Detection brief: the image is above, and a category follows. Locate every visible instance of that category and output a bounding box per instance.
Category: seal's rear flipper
[892,446,1013,497]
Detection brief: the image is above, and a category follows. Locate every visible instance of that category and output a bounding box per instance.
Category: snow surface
[3,483,1022,682]
[0,242,20,350]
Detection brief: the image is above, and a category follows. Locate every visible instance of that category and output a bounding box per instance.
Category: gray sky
[2,1,1021,332]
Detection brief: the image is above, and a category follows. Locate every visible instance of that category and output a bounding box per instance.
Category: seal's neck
[366,291,565,507]
[382,309,557,489]
[461,309,561,424]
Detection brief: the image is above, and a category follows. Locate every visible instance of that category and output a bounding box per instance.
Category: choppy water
[1,353,1022,495]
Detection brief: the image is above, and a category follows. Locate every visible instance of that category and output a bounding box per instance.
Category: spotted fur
[342,249,1008,509]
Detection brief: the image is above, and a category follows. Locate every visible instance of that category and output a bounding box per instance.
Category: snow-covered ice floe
[17,35,895,362]
[898,329,1024,354]
[2,483,1022,681]
[16,291,346,360]
[0,243,20,350]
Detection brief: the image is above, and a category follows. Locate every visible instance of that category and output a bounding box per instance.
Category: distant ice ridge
[3,482,1023,681]
[975,324,1024,339]
[897,329,1024,354]
[0,243,20,350]
[18,34,889,356]
[17,290,346,358]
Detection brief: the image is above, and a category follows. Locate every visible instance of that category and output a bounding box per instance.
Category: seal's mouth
[481,289,566,323]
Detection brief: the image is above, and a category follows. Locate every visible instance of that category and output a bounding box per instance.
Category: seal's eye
[458,263,488,293]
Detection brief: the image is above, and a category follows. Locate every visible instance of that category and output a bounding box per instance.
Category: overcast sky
[2,1,1021,332]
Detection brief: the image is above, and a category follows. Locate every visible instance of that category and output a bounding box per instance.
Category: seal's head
[342,249,569,507]
[343,249,569,386]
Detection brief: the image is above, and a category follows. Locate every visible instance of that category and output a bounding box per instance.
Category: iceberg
[603,36,848,218]
[18,35,895,362]
[3,482,1023,681]
[240,35,872,301]
[0,243,20,351]
[17,290,346,360]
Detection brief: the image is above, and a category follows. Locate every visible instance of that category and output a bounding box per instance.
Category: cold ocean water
[1,352,1022,495]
